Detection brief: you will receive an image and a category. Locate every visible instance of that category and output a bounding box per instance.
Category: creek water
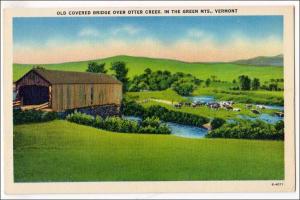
[185,95,283,124]
[123,116,207,139]
[237,114,283,124]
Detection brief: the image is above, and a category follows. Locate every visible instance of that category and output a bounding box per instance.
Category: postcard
[2,5,296,194]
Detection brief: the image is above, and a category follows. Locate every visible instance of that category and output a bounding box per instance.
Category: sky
[13,16,283,64]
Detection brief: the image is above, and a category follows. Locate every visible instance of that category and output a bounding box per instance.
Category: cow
[184,102,191,107]
[245,104,252,109]
[174,103,182,109]
[256,105,266,109]
[251,109,260,114]
[233,108,240,112]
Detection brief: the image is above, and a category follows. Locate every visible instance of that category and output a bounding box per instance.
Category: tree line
[231,75,283,91]
[86,61,283,94]
[86,61,201,96]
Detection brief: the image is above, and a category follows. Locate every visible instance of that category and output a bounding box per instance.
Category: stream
[123,116,207,139]
[185,95,284,124]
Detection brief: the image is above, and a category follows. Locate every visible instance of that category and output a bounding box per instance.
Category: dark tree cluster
[231,76,283,91]
[129,68,202,96]
[110,61,129,92]
[86,62,107,73]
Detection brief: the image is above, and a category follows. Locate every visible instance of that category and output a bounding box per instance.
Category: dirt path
[138,98,177,105]
[150,99,175,105]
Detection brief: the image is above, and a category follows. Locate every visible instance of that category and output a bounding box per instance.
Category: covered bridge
[15,69,123,114]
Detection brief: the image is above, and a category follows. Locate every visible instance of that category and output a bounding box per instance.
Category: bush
[206,120,284,140]
[139,117,171,134]
[145,105,209,127]
[121,99,146,117]
[172,82,195,96]
[66,111,94,126]
[140,117,161,128]
[211,118,226,129]
[65,112,171,134]
[122,100,209,127]
[13,109,58,125]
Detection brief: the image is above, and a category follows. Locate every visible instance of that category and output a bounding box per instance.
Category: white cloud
[14,32,283,64]
[78,28,100,37]
[112,24,142,36]
[187,29,205,38]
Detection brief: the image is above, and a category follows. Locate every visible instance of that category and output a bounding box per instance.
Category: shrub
[13,109,58,125]
[140,117,161,128]
[66,111,94,126]
[121,99,146,117]
[206,120,284,140]
[65,112,170,134]
[211,118,226,129]
[139,117,171,134]
[172,82,195,96]
[122,100,209,127]
[145,105,209,127]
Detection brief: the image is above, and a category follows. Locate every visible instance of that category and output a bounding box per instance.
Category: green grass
[193,86,284,105]
[14,120,284,182]
[139,101,276,120]
[13,55,283,82]
[125,88,282,120]
[126,88,186,102]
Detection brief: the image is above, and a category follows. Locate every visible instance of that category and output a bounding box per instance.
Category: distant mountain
[232,54,283,67]
[13,55,284,82]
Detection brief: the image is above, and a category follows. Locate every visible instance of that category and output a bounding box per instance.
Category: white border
[1,1,299,199]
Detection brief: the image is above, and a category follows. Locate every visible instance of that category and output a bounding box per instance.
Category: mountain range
[232,54,283,67]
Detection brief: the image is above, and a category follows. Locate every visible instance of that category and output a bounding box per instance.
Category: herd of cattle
[174,100,238,110]
[173,100,283,116]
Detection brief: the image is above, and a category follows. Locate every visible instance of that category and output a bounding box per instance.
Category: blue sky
[13,16,283,64]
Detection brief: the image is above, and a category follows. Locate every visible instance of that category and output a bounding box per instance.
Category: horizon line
[13,53,283,65]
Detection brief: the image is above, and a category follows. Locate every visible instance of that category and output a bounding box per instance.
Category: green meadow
[13,55,284,182]
[14,120,284,182]
[13,55,283,82]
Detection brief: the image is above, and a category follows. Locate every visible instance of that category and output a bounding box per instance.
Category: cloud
[13,33,283,64]
[112,24,142,36]
[187,28,205,38]
[78,27,100,37]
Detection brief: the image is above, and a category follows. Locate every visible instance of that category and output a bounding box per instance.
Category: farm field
[13,55,283,82]
[14,120,284,182]
[125,88,282,120]
[193,82,283,106]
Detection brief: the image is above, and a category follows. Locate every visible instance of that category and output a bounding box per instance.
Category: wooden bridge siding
[51,83,122,112]
[16,71,49,90]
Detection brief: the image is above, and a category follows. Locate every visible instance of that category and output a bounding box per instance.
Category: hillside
[14,120,284,181]
[233,54,283,67]
[13,55,283,82]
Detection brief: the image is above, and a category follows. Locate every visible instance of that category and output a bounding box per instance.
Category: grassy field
[193,82,284,105]
[126,89,187,102]
[139,100,276,120]
[125,87,282,120]
[14,120,284,182]
[13,55,283,82]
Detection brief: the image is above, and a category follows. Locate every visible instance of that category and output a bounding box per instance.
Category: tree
[86,62,107,73]
[269,83,278,91]
[205,78,211,87]
[251,78,260,90]
[211,75,217,81]
[172,83,194,96]
[144,68,152,75]
[33,65,45,70]
[238,75,251,90]
[211,118,226,129]
[232,79,237,84]
[111,61,129,92]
